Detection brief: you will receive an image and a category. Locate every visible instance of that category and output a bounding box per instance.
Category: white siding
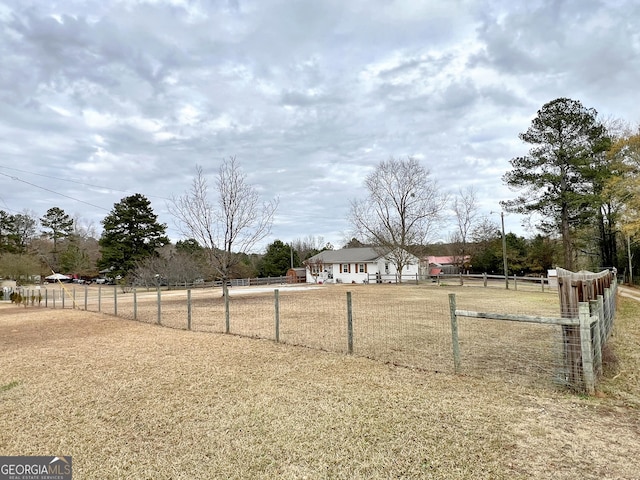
[305,250,420,284]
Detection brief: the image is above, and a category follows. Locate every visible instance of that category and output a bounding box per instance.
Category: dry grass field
[37,283,584,388]
[1,284,639,479]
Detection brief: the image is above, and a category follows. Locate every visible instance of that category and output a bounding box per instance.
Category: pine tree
[41,207,74,269]
[260,240,298,277]
[98,194,169,279]
[502,98,610,270]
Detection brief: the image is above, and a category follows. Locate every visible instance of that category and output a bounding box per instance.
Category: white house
[304,247,420,284]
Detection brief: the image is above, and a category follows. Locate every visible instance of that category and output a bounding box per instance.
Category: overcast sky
[1,0,639,251]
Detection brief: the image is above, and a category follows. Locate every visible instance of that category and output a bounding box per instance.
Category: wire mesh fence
[431,273,552,293]
[14,277,617,393]
[451,308,577,390]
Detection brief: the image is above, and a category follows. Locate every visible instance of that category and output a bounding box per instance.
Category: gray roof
[306,247,385,264]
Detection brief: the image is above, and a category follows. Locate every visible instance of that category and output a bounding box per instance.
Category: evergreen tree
[176,238,204,255]
[41,207,74,270]
[259,240,299,277]
[41,207,74,250]
[0,210,14,253]
[502,98,610,270]
[98,194,169,279]
[526,235,559,275]
[58,233,99,276]
[344,237,365,248]
[3,211,37,254]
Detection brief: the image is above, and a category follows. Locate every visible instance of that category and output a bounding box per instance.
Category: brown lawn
[0,284,639,479]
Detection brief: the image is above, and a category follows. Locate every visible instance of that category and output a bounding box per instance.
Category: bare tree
[72,215,98,240]
[132,245,205,289]
[291,235,326,262]
[349,156,449,282]
[169,157,278,296]
[451,186,479,272]
[303,256,326,284]
[471,215,500,243]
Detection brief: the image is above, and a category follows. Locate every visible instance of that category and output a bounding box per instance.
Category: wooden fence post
[133,288,137,320]
[590,299,603,377]
[346,291,353,354]
[603,287,612,340]
[597,294,606,364]
[113,285,117,317]
[225,291,230,334]
[45,289,48,308]
[448,293,461,374]
[187,289,192,330]
[156,285,161,325]
[274,289,280,342]
[579,302,596,395]
[483,273,487,287]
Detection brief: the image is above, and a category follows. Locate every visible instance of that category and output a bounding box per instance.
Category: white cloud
[0,0,638,249]
[82,109,117,129]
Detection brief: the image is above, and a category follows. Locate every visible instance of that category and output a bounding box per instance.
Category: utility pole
[491,210,509,289]
[501,211,509,290]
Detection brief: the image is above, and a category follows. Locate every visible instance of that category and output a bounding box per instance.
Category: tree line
[2,98,640,285]
[350,97,640,281]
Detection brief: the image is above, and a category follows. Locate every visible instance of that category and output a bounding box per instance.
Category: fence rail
[448,275,617,394]
[7,271,618,394]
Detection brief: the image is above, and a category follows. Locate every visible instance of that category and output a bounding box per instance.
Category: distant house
[423,255,471,276]
[304,247,420,284]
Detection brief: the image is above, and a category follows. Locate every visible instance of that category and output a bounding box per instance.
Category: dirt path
[618,285,640,302]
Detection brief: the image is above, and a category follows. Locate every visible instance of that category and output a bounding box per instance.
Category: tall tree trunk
[597,210,608,268]
[597,206,618,269]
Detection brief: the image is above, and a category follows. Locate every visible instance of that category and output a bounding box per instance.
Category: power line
[0,194,18,214]
[0,169,192,246]
[0,171,110,211]
[0,164,173,201]
[1,172,185,241]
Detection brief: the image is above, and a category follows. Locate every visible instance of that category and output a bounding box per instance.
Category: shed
[286,267,307,283]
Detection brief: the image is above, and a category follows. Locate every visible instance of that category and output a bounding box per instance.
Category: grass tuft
[0,380,19,392]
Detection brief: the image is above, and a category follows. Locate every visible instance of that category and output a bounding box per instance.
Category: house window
[385,262,389,273]
[358,263,366,273]
[341,264,350,273]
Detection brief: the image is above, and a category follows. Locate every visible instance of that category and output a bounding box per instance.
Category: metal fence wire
[16,275,617,393]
